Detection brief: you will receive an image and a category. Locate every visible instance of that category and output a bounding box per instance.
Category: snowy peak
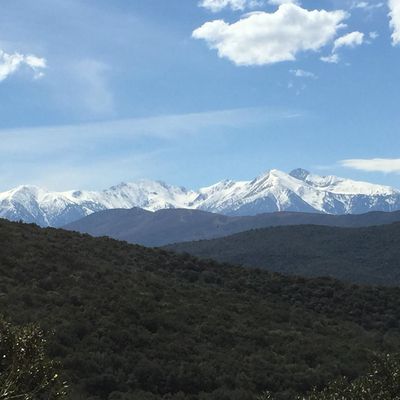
[1,169,400,227]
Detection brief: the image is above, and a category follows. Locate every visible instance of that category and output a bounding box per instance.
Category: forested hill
[166,223,400,286]
[2,219,400,399]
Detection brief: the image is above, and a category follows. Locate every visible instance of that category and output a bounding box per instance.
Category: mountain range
[65,208,400,247]
[2,168,400,227]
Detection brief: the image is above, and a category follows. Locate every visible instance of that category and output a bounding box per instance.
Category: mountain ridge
[65,208,400,247]
[2,168,400,227]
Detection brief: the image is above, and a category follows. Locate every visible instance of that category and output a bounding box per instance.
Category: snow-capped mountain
[1,168,400,227]
[0,181,197,227]
[196,169,400,216]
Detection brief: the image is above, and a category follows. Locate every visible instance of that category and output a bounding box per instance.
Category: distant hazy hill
[3,219,400,399]
[2,168,400,226]
[166,223,400,286]
[64,208,400,246]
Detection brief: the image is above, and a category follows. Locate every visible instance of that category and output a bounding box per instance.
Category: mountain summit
[1,169,400,227]
[289,168,311,181]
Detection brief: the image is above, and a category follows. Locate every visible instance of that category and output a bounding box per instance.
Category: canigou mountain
[2,168,400,227]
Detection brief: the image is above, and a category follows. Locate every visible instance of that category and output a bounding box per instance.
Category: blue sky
[0,0,399,191]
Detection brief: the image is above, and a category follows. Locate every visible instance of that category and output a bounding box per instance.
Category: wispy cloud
[320,54,340,63]
[70,59,115,117]
[351,1,384,11]
[290,69,317,79]
[340,158,400,173]
[199,0,263,12]
[321,31,365,63]
[268,0,300,5]
[0,107,300,190]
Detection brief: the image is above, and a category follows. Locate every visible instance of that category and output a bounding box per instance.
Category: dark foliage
[166,223,400,286]
[2,220,400,399]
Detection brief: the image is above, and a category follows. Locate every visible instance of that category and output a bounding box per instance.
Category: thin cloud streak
[0,107,301,190]
[0,107,300,153]
[340,158,400,173]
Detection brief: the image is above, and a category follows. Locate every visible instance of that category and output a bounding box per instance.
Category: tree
[258,354,400,400]
[0,317,67,399]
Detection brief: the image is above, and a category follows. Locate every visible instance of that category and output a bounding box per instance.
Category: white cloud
[268,0,300,5]
[333,31,365,51]
[193,4,348,66]
[0,50,46,82]
[353,1,369,7]
[321,31,364,63]
[320,53,340,63]
[389,0,400,45]
[369,31,379,39]
[290,69,317,78]
[340,158,400,173]
[199,0,262,12]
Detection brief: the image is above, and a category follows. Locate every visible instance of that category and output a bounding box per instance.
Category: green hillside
[166,223,400,286]
[2,220,400,399]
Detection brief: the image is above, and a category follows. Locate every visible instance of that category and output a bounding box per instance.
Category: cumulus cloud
[193,3,348,66]
[321,31,364,63]
[199,0,261,12]
[0,50,46,82]
[290,69,317,78]
[389,0,400,45]
[340,158,400,173]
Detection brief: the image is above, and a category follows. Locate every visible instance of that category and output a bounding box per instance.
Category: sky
[0,0,400,191]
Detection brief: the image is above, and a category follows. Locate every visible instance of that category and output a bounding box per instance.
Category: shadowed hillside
[2,219,400,399]
[166,223,400,286]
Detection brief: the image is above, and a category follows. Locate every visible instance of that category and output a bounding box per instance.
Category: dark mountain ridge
[64,208,400,246]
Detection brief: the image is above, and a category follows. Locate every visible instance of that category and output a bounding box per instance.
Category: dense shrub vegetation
[2,220,400,399]
[166,223,400,286]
